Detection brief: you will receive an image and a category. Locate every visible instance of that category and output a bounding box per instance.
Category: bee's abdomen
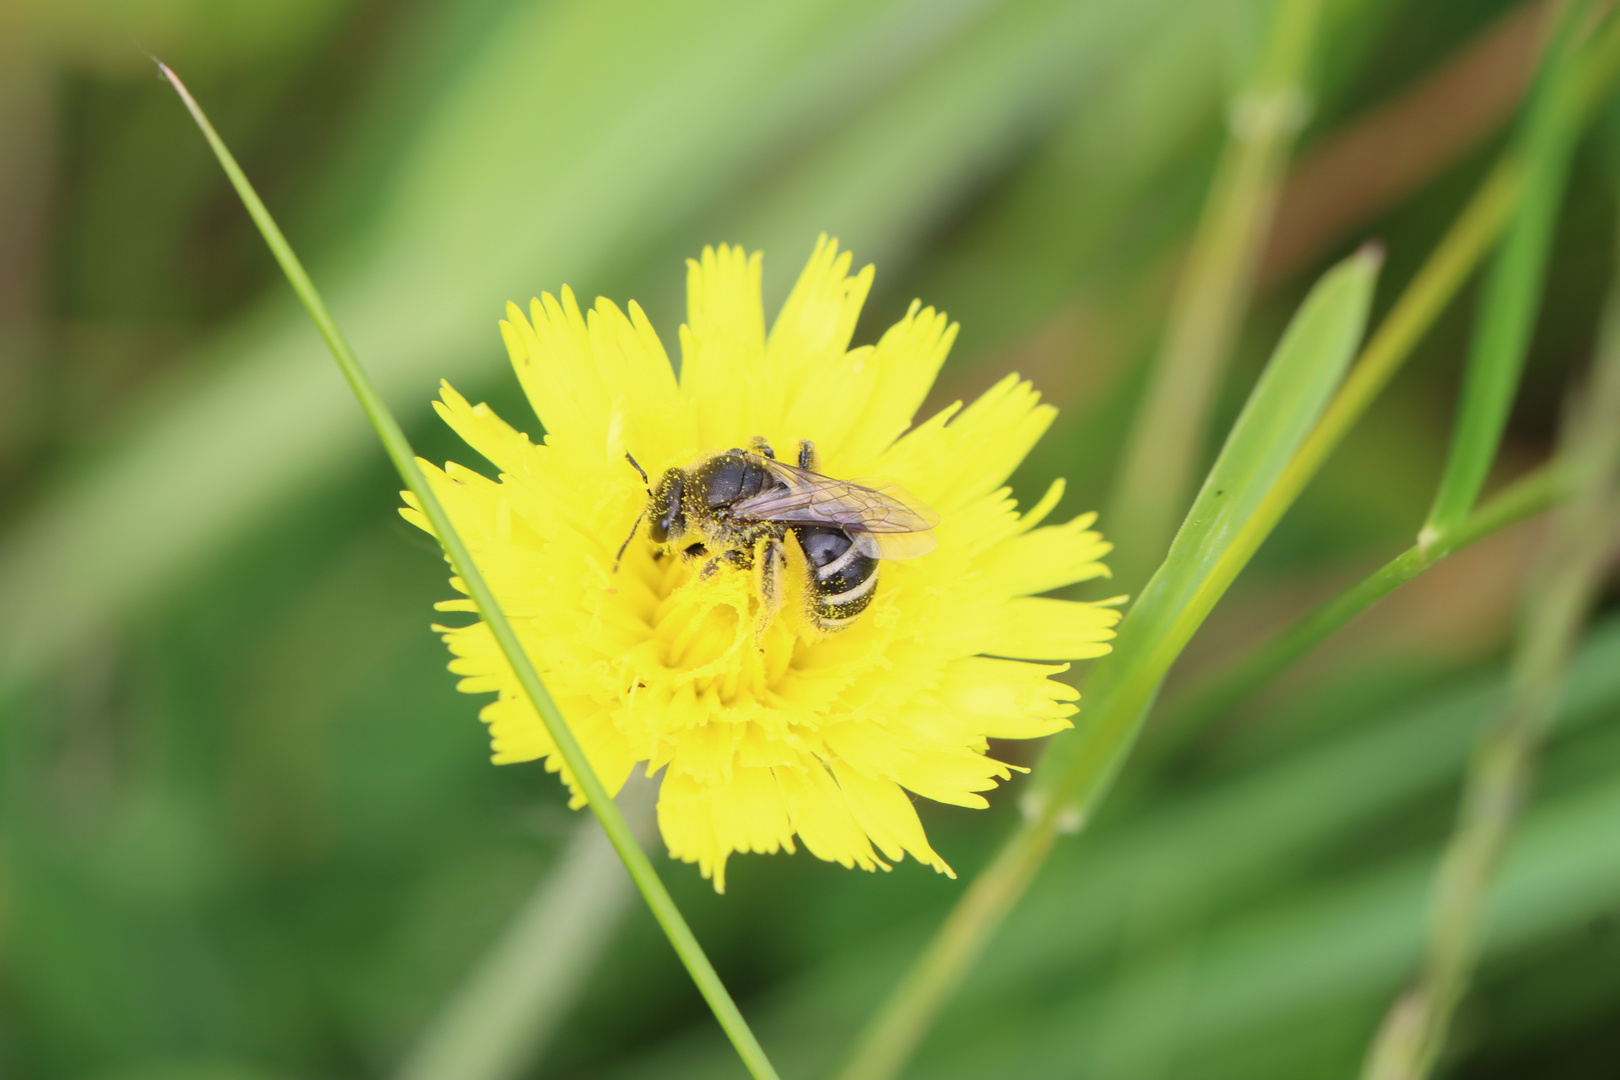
[795,526,878,631]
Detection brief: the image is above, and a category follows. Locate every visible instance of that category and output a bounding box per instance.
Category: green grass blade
[1422,0,1594,538]
[832,24,1620,1044]
[156,63,781,1080]
[1032,243,1381,822]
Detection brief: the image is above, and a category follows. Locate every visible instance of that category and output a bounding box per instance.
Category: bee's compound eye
[799,527,852,568]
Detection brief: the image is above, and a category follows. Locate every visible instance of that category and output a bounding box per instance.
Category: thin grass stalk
[155,63,782,1080]
[1104,0,1322,590]
[1157,462,1567,747]
[835,20,1620,1074]
[1423,0,1593,540]
[1361,160,1620,1080]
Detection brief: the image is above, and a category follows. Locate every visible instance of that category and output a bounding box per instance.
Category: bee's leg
[748,435,776,459]
[757,538,786,637]
[611,510,644,573]
[696,548,749,581]
[797,439,817,471]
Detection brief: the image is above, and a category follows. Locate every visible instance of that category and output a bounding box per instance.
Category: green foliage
[3,1,1619,1078]
[1034,245,1380,822]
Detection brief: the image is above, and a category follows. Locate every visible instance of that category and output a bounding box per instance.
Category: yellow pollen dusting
[403,236,1121,891]
[646,542,802,703]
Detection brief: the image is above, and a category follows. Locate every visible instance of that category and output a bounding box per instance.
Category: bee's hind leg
[797,440,817,470]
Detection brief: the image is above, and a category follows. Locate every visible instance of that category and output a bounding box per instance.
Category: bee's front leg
[696,547,748,581]
[756,538,787,640]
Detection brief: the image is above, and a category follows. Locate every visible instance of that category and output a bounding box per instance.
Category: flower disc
[404,238,1120,890]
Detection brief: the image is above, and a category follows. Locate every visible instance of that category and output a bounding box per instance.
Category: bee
[619,437,938,632]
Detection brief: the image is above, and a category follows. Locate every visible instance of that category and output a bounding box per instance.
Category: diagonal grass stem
[1157,462,1567,749]
[156,62,782,1080]
[1362,139,1620,1080]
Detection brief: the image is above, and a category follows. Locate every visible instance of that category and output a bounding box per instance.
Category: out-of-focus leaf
[0,0,1198,690]
[720,0,1188,299]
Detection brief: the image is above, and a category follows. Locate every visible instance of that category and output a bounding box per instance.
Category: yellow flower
[402,237,1120,891]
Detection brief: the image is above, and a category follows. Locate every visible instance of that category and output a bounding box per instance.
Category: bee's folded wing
[851,530,937,561]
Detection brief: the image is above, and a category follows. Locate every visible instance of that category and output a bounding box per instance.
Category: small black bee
[619,437,937,632]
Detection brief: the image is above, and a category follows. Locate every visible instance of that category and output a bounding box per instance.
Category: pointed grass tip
[152,59,206,127]
[1354,239,1387,273]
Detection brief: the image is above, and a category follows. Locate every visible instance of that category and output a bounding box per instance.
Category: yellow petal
[831,760,954,877]
[937,657,1078,739]
[976,597,1120,661]
[879,374,1056,513]
[680,244,766,445]
[768,236,875,448]
[502,288,616,453]
[777,757,885,873]
[828,301,958,475]
[972,513,1114,597]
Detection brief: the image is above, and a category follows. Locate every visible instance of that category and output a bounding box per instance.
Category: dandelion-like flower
[403,238,1120,890]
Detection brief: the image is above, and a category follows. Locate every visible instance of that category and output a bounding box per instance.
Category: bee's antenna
[624,452,649,488]
[616,455,651,575]
[613,511,644,573]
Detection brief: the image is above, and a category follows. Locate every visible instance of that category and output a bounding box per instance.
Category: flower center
[649,550,803,705]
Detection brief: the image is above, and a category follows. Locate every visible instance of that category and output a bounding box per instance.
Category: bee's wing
[732,460,938,561]
[857,530,937,561]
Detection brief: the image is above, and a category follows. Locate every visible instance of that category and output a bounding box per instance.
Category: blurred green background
[2,0,1618,1077]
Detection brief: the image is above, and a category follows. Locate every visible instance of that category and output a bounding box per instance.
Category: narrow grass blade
[1157,462,1566,750]
[1362,134,1620,1080]
[1423,0,1595,539]
[1033,244,1381,822]
[836,245,1381,1080]
[1104,0,1323,590]
[156,64,781,1080]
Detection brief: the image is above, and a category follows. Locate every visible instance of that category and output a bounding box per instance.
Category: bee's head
[648,468,685,544]
[615,453,684,572]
